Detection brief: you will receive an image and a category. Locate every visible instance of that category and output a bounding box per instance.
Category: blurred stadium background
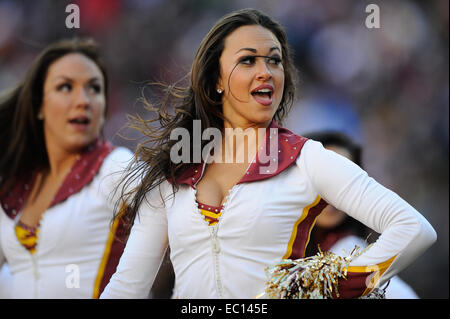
[0,0,447,298]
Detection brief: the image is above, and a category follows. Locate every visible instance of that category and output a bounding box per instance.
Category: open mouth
[251,85,274,106]
[251,88,272,100]
[68,116,90,129]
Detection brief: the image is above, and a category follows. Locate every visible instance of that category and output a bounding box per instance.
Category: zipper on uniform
[209,225,223,298]
[31,253,39,298]
[14,212,40,298]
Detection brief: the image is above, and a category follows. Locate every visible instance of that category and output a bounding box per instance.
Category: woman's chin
[65,136,98,153]
[247,112,276,127]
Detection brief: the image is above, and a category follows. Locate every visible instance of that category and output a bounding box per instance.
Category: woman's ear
[216,75,224,94]
[216,65,226,93]
[37,107,44,120]
[216,80,224,93]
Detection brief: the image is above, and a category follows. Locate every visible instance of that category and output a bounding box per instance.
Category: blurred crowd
[0,0,448,298]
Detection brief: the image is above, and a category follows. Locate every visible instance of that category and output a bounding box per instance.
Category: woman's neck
[44,141,81,179]
[219,121,270,164]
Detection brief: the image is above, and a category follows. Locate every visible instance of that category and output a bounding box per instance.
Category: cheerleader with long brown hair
[101,9,436,299]
[0,38,133,298]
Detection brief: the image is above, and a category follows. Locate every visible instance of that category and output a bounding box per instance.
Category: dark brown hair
[117,8,299,234]
[0,38,108,196]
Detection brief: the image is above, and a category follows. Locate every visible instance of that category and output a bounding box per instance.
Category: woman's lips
[252,93,273,106]
[68,117,90,131]
[69,122,89,131]
[251,84,274,106]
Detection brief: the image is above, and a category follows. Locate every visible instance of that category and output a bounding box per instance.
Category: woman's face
[40,53,105,154]
[315,145,353,229]
[218,25,285,128]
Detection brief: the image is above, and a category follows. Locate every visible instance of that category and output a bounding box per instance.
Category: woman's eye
[57,83,72,92]
[267,56,282,65]
[239,56,256,65]
[89,83,102,94]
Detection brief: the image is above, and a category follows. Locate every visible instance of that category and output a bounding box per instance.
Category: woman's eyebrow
[52,75,73,83]
[52,75,102,84]
[235,46,281,54]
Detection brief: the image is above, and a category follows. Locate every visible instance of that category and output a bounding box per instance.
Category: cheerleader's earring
[37,112,44,120]
[217,88,223,94]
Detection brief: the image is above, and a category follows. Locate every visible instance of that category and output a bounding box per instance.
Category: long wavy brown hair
[117,8,298,234]
[0,38,108,197]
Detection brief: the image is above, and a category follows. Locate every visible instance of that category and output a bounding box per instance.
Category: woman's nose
[255,59,272,81]
[74,88,90,108]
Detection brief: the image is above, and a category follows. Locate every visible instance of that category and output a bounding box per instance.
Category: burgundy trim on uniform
[334,271,373,299]
[50,139,114,207]
[196,200,223,213]
[174,121,308,187]
[96,217,129,297]
[288,198,328,260]
[171,163,203,189]
[0,139,114,220]
[0,173,37,219]
[238,121,307,185]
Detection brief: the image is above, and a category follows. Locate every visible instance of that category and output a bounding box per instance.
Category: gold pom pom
[259,245,385,299]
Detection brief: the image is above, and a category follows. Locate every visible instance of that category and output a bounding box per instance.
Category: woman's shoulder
[293,138,330,177]
[95,145,134,194]
[106,145,134,161]
[295,138,328,162]
[100,146,134,174]
[294,137,363,180]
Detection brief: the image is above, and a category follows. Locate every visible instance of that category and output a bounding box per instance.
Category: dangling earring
[217,88,223,94]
